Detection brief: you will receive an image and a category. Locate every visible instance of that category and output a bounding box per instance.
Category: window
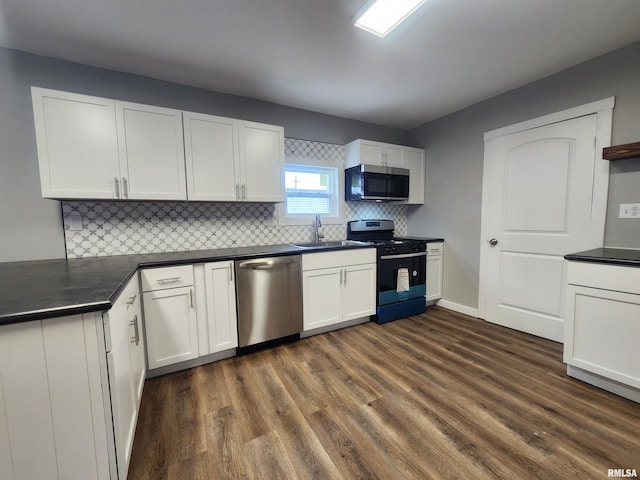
[278,161,343,225]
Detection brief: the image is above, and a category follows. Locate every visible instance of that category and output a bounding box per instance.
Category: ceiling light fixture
[354,0,428,37]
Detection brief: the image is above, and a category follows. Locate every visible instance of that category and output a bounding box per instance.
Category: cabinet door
[303,267,343,330]
[32,87,120,199]
[342,264,377,321]
[383,144,405,167]
[107,324,136,480]
[238,121,284,202]
[127,295,146,405]
[184,112,239,201]
[204,261,238,353]
[143,286,198,369]
[405,147,425,204]
[116,101,187,200]
[426,255,443,301]
[565,285,640,389]
[359,140,384,166]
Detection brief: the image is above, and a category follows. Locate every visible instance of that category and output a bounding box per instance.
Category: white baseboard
[435,299,479,318]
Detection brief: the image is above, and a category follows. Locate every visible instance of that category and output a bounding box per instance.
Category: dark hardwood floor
[128,306,640,479]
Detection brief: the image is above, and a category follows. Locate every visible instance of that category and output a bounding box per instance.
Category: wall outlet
[619,203,640,219]
[66,213,83,231]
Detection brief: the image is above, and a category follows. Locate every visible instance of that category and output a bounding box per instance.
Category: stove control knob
[385,247,391,254]
[391,246,397,253]
[411,244,418,251]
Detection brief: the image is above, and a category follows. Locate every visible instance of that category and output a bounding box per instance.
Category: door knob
[488,238,498,246]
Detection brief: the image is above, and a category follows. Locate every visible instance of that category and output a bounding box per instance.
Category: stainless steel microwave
[345,164,410,201]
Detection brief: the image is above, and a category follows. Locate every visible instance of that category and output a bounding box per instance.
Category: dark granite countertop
[0,242,385,326]
[564,248,640,267]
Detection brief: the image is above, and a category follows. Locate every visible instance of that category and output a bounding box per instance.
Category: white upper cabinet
[345,139,406,168]
[115,102,187,200]
[183,115,284,202]
[404,146,425,205]
[183,112,239,201]
[32,87,120,199]
[237,121,285,202]
[32,87,285,203]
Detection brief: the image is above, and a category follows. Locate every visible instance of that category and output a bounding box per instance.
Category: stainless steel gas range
[347,219,428,323]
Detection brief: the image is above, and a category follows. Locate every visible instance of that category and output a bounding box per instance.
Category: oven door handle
[380,252,427,260]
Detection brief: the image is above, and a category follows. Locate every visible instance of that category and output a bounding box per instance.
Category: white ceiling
[1,0,640,129]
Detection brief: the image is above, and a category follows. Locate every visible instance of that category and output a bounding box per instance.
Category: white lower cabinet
[142,266,198,370]
[198,261,238,354]
[0,314,115,480]
[564,261,640,394]
[302,249,376,331]
[104,273,145,480]
[426,242,444,302]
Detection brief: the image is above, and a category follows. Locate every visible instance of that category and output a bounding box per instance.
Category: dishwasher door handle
[238,259,298,270]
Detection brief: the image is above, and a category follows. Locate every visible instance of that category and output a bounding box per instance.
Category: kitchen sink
[288,240,372,248]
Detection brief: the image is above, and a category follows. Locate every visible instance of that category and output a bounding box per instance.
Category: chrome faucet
[314,214,325,243]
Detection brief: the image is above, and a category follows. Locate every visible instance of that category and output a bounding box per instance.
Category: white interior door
[479,113,609,342]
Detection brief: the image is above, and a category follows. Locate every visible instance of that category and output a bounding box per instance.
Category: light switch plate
[619,203,640,218]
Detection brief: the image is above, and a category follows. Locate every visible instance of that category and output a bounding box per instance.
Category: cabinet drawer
[141,265,194,292]
[302,248,376,271]
[567,261,640,295]
[427,243,443,256]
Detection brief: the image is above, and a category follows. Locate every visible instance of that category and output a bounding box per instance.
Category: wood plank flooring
[128,307,640,479]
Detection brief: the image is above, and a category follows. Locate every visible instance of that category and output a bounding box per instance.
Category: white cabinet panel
[565,284,640,389]
[116,102,186,200]
[0,370,11,480]
[203,261,238,353]
[107,327,136,479]
[42,316,105,480]
[32,87,120,199]
[144,286,198,369]
[0,315,111,480]
[345,139,406,168]
[238,121,285,202]
[127,293,146,404]
[183,112,239,201]
[343,264,376,321]
[303,267,343,330]
[426,257,443,302]
[302,250,376,332]
[0,321,58,480]
[405,147,425,205]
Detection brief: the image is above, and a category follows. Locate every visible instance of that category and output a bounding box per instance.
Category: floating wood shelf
[602,141,640,160]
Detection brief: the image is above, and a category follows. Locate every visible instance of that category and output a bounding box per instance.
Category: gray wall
[406,41,640,311]
[0,47,406,262]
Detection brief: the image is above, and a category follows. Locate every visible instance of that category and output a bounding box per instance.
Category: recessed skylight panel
[354,0,428,37]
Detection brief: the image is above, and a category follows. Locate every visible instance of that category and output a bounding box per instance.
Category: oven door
[377,252,426,306]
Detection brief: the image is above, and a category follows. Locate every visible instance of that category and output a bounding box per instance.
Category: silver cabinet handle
[242,184,246,200]
[189,289,194,308]
[339,269,343,285]
[235,183,240,200]
[228,265,234,283]
[130,315,140,345]
[489,238,498,246]
[123,177,129,198]
[343,268,347,285]
[114,177,120,198]
[157,276,182,284]
[430,248,441,253]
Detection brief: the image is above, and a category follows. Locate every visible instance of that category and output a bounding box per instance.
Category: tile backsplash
[62,138,407,258]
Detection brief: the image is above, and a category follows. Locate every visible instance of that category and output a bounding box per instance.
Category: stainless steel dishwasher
[235,255,303,348]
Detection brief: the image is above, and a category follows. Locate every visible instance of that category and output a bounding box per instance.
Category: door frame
[478,97,615,322]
